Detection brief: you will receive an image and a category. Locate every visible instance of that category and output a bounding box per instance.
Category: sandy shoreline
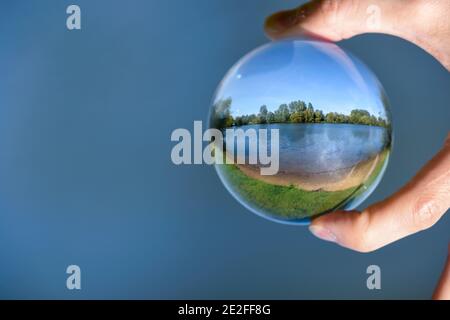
[233,153,382,192]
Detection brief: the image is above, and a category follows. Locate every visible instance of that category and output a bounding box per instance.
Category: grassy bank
[218,149,389,220]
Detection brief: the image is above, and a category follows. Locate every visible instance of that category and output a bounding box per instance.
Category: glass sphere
[210,39,392,225]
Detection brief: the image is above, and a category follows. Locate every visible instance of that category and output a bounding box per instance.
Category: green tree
[267,111,275,123]
[290,112,302,123]
[326,112,335,123]
[276,104,290,122]
[305,103,315,123]
[314,110,324,123]
[211,97,233,128]
[258,105,268,124]
[350,109,371,124]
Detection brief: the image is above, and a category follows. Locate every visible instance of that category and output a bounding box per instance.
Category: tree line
[211,98,389,129]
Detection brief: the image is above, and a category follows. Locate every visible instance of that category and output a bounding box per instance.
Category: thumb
[264,0,450,70]
[309,133,450,252]
[264,0,413,41]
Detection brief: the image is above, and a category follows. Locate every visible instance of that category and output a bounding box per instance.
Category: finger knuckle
[410,0,442,21]
[350,210,377,253]
[412,196,442,230]
[317,0,359,39]
[352,240,375,253]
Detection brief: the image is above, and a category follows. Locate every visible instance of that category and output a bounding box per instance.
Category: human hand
[265,0,450,298]
[265,0,450,70]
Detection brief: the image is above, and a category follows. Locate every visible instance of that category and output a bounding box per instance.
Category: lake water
[225,123,390,176]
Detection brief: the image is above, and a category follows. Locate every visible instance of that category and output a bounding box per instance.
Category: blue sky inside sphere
[215,39,390,120]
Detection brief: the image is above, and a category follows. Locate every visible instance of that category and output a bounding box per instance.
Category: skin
[265,0,450,299]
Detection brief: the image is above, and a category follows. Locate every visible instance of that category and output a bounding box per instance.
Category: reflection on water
[226,123,389,174]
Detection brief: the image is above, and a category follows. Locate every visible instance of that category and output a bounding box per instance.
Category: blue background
[0,0,449,299]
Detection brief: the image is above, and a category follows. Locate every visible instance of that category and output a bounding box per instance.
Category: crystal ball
[209,39,392,225]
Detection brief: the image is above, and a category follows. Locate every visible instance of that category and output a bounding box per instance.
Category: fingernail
[309,225,337,243]
[265,10,298,34]
[265,3,313,34]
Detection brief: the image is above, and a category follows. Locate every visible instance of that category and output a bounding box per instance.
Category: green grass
[219,149,389,220]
